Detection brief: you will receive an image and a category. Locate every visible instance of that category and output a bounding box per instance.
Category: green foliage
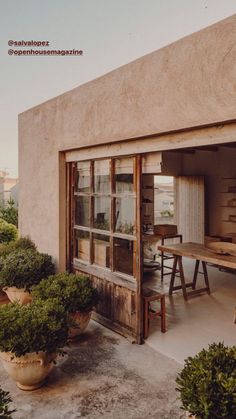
[32,272,99,313]
[0,199,18,227]
[0,219,18,244]
[0,236,36,259]
[160,209,174,217]
[176,342,236,418]
[0,249,55,291]
[0,387,16,418]
[0,299,70,357]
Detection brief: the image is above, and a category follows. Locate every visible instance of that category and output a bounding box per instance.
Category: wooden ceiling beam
[195,146,218,152]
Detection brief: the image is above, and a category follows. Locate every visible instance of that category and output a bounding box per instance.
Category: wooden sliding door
[67,155,143,343]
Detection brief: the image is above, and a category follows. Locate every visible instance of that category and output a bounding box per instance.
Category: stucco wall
[19,15,236,265]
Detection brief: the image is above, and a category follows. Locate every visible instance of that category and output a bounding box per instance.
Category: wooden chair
[142,289,166,339]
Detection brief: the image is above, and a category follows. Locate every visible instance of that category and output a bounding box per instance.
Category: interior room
[142,143,236,362]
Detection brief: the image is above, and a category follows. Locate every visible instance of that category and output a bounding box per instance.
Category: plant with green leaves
[0,236,36,259]
[0,198,18,227]
[0,387,16,418]
[0,249,55,291]
[176,342,236,418]
[32,272,99,313]
[0,299,70,357]
[0,219,18,244]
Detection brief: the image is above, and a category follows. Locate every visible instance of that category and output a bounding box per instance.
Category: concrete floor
[143,258,236,363]
[0,321,184,419]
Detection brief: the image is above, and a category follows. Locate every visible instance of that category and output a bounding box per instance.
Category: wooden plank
[74,260,137,291]
[90,161,94,265]
[65,122,236,162]
[66,162,72,270]
[135,154,143,343]
[91,312,136,343]
[158,242,236,269]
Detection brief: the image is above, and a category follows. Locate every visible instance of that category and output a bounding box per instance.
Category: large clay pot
[3,286,32,305]
[69,311,92,339]
[0,351,56,390]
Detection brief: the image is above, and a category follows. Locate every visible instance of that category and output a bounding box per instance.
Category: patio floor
[143,258,236,363]
[0,321,184,419]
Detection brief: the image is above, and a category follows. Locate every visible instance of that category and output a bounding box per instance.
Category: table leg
[202,261,210,294]
[192,260,200,290]
[169,255,178,295]
[161,237,164,282]
[161,296,166,333]
[178,257,188,300]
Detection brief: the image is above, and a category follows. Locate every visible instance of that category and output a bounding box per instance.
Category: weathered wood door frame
[66,155,143,343]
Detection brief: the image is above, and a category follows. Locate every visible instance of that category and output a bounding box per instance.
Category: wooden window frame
[72,155,139,281]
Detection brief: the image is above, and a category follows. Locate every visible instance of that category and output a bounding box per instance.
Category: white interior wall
[161,146,236,238]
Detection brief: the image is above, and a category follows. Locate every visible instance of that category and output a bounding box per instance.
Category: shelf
[222,220,236,223]
[220,192,236,194]
[221,206,236,208]
[221,177,236,180]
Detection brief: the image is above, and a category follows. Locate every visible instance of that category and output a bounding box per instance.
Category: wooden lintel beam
[171,149,196,154]
[195,146,218,152]
[222,143,236,148]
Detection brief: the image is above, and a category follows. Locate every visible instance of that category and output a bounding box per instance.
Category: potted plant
[0,249,55,304]
[0,299,70,390]
[176,342,236,418]
[0,387,16,418]
[0,236,36,259]
[32,273,99,338]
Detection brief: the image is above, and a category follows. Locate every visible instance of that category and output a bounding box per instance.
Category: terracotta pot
[0,351,56,390]
[3,286,32,305]
[69,311,92,339]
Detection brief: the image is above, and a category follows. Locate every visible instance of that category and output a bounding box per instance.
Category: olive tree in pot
[32,273,99,338]
[0,249,55,304]
[0,299,70,390]
[176,342,236,419]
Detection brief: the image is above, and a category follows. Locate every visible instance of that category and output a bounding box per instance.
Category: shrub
[0,236,36,259]
[0,387,16,418]
[176,342,236,418]
[0,219,18,244]
[0,299,70,357]
[0,249,55,291]
[32,272,99,313]
[0,198,18,227]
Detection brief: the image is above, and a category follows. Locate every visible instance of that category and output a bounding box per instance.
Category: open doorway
[154,176,174,225]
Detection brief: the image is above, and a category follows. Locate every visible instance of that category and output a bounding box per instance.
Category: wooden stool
[142,290,166,339]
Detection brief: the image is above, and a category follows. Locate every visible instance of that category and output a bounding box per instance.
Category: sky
[1,0,236,178]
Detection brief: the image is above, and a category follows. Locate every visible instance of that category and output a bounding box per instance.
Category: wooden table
[157,242,236,300]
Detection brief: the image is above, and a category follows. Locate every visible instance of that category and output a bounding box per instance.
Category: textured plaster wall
[19,15,236,265]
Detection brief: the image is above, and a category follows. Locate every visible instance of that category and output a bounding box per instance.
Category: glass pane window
[75,196,90,227]
[76,161,90,192]
[115,157,134,193]
[74,230,90,261]
[114,238,133,276]
[94,160,110,193]
[93,234,110,268]
[114,197,135,235]
[94,197,110,230]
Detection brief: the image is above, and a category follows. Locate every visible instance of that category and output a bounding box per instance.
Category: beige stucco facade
[19,14,236,267]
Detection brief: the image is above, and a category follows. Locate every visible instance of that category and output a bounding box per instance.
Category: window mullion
[90,161,94,264]
[110,159,115,272]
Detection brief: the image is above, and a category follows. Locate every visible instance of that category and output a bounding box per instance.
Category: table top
[157,242,236,269]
